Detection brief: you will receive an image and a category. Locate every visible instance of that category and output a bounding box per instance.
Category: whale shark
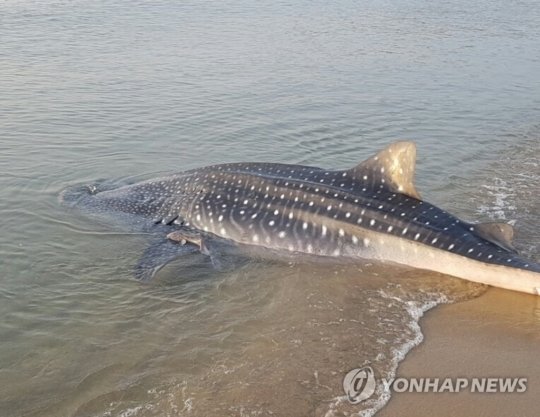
[61,141,540,295]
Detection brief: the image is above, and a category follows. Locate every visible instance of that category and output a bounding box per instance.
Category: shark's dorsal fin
[347,141,421,199]
[474,222,517,253]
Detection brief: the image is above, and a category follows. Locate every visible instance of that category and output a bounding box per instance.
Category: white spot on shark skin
[220,227,227,235]
[448,243,455,250]
[322,225,328,236]
[269,220,275,226]
[352,235,359,244]
[303,222,308,230]
[251,213,258,219]
[218,215,224,222]
[278,231,286,238]
[414,233,420,240]
[252,235,259,243]
[387,226,393,232]
[274,209,279,215]
[345,212,351,218]
[363,238,370,247]
[431,238,438,244]
[307,244,314,253]
[338,228,345,237]
[370,219,376,227]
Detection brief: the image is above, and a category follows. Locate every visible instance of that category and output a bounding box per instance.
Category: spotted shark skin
[62,142,540,295]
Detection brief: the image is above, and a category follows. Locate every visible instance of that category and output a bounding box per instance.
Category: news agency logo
[343,368,528,404]
[343,366,377,404]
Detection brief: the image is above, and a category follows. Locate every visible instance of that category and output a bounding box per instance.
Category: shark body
[62,142,540,295]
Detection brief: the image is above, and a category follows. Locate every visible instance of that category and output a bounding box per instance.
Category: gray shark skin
[61,142,540,295]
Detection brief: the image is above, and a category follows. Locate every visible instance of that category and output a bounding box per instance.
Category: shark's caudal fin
[347,141,421,200]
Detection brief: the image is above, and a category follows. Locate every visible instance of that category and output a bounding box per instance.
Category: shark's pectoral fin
[134,239,199,281]
[347,141,422,200]
[134,228,238,281]
[474,222,517,253]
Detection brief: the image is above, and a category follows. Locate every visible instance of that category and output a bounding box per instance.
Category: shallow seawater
[1,1,539,416]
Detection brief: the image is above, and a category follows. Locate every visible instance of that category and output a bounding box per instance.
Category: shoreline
[377,287,540,417]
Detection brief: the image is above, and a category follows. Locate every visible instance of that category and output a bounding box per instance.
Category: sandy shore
[378,287,540,417]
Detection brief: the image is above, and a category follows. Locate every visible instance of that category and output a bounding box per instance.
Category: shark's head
[60,175,189,222]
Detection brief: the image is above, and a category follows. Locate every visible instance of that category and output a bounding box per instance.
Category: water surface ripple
[1,1,540,416]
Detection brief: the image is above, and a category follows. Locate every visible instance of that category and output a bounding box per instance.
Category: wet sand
[378,287,540,417]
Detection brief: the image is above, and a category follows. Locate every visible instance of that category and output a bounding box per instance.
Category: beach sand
[378,287,540,417]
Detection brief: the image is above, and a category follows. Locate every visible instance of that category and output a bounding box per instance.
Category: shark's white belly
[342,227,540,296]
